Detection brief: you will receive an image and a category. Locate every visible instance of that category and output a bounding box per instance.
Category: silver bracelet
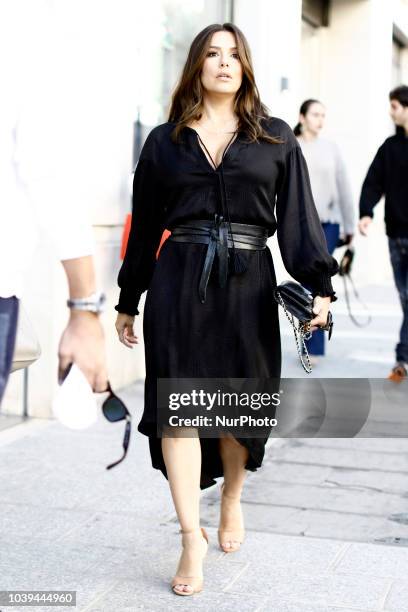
[67,291,106,314]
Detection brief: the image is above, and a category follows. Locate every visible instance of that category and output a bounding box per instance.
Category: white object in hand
[52,364,97,429]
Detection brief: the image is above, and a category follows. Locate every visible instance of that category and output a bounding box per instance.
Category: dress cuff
[114,288,144,316]
[359,210,374,219]
[310,275,338,303]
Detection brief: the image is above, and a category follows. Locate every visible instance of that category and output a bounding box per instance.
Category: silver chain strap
[276,291,313,374]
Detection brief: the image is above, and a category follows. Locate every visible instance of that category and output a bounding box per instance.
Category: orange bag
[120,214,132,260]
[156,228,171,259]
[120,214,171,261]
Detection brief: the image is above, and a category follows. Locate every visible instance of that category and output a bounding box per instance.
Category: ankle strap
[179,527,208,543]
[179,527,202,534]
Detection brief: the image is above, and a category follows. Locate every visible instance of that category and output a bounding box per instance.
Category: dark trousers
[0,296,19,406]
[388,237,408,363]
[304,222,340,356]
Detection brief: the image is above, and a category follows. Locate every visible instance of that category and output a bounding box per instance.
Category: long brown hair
[168,23,283,145]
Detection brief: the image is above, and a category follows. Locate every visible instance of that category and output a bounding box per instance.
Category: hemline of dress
[137,420,265,490]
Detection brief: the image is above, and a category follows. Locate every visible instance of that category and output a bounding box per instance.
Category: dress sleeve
[275,141,339,302]
[115,142,166,316]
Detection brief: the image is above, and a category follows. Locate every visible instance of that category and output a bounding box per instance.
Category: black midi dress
[115,116,339,489]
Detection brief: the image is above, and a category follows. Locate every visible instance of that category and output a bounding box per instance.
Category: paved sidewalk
[1,393,407,611]
[0,283,407,611]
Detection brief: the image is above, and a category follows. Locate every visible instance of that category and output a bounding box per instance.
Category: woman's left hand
[310,296,331,332]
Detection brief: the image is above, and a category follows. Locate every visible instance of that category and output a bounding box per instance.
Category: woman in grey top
[294,98,355,362]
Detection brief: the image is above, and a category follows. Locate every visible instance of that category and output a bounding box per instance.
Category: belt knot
[199,213,229,303]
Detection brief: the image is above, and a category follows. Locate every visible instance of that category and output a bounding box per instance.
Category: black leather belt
[168,213,268,303]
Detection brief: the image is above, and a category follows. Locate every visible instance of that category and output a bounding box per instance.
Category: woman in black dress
[115,23,338,596]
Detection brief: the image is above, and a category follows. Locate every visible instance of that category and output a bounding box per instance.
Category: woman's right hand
[358,216,372,236]
[115,313,139,349]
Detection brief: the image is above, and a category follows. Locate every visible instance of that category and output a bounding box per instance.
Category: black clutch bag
[273,280,333,373]
[273,280,314,323]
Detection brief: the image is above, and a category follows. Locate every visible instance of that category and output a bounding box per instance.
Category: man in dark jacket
[359,85,408,381]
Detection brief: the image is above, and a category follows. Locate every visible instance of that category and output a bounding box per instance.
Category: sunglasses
[101,382,132,470]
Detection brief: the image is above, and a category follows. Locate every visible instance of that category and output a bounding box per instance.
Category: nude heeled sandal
[218,483,245,553]
[171,527,209,596]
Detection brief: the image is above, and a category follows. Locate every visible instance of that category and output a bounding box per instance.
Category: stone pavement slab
[200,436,408,547]
[84,585,268,612]
[269,442,408,473]
[384,581,408,611]
[335,541,408,579]
[224,564,391,609]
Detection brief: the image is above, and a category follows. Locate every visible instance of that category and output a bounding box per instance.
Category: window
[300,19,321,99]
[302,0,330,28]
[392,37,403,87]
[161,0,232,121]
[392,24,408,89]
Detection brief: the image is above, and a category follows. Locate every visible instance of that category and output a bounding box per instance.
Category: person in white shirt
[0,108,108,403]
[0,7,108,403]
[294,98,356,362]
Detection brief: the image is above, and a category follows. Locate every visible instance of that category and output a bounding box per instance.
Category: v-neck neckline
[184,125,240,173]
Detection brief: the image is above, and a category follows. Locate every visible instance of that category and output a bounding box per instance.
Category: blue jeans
[0,296,19,406]
[304,222,340,356]
[388,237,408,363]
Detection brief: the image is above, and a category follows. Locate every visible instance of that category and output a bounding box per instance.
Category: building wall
[234,0,303,120]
